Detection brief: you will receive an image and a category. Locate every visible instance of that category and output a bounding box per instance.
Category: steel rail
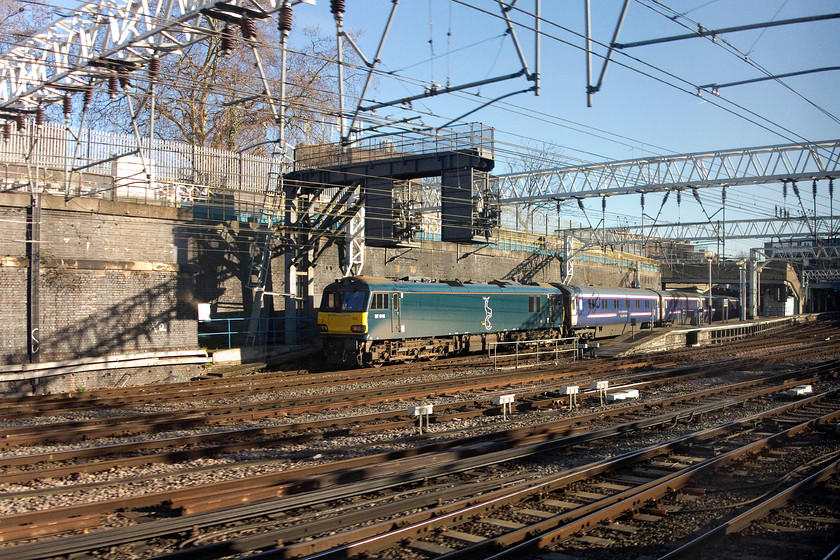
[658,458,840,559]
[2,373,834,558]
[282,390,840,560]
[1,351,831,487]
[230,390,840,560]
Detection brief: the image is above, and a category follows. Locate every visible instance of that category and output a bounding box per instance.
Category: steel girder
[494,140,840,202]
[803,269,840,282]
[0,0,314,111]
[755,245,840,261]
[586,215,838,244]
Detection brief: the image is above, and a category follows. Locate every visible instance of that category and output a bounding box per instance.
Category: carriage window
[371,293,389,310]
[529,296,541,313]
[645,300,650,309]
[615,299,620,308]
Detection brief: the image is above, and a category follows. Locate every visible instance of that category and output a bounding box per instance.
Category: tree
[0,0,51,50]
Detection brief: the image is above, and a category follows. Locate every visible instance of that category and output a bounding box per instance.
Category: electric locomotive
[318,276,564,366]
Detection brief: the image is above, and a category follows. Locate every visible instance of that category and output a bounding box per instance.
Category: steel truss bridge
[492,140,840,203]
[575,215,837,245]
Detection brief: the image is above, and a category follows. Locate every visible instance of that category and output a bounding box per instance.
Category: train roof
[557,285,660,298]
[654,290,706,299]
[324,276,555,295]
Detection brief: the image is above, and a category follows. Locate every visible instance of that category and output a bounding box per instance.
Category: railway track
[0,318,837,559]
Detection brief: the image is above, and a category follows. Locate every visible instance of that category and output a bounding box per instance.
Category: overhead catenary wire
[3,0,836,250]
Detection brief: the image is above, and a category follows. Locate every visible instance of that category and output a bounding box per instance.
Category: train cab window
[529,296,541,313]
[319,290,368,312]
[341,291,367,312]
[371,293,389,310]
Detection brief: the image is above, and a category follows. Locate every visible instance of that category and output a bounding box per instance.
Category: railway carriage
[657,290,707,326]
[318,276,564,366]
[557,285,659,338]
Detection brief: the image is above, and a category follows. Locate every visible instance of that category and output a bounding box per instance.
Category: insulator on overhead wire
[640,192,645,210]
[676,190,681,206]
[117,66,130,89]
[791,180,799,198]
[220,25,234,55]
[62,93,71,117]
[691,188,701,203]
[148,57,160,81]
[35,106,44,126]
[83,84,93,110]
[812,179,817,200]
[782,180,787,200]
[830,178,834,199]
[721,187,726,204]
[601,196,606,212]
[15,113,25,130]
[331,0,345,15]
[278,2,292,37]
[2,121,11,140]
[240,16,256,40]
[108,74,119,98]
[577,199,584,212]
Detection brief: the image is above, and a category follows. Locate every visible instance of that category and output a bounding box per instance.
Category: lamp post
[704,251,716,325]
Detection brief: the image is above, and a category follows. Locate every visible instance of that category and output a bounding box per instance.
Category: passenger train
[318,276,708,366]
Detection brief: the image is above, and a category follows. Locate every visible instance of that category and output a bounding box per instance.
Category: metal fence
[490,336,579,369]
[294,123,494,171]
[0,122,284,201]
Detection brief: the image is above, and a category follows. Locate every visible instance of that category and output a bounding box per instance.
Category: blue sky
[293,1,840,158]
[289,1,840,256]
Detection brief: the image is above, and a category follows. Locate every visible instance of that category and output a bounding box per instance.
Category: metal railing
[198,316,315,349]
[293,123,494,171]
[0,122,284,199]
[490,336,578,369]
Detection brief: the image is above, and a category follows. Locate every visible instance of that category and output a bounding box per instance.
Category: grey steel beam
[494,140,840,203]
[582,215,838,244]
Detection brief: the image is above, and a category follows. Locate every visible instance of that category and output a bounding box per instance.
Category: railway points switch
[560,386,579,409]
[492,394,515,420]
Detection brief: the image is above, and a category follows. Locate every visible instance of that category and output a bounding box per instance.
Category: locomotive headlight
[318,324,328,332]
[350,324,366,333]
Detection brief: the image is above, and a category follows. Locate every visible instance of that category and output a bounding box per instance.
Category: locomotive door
[391,293,403,333]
